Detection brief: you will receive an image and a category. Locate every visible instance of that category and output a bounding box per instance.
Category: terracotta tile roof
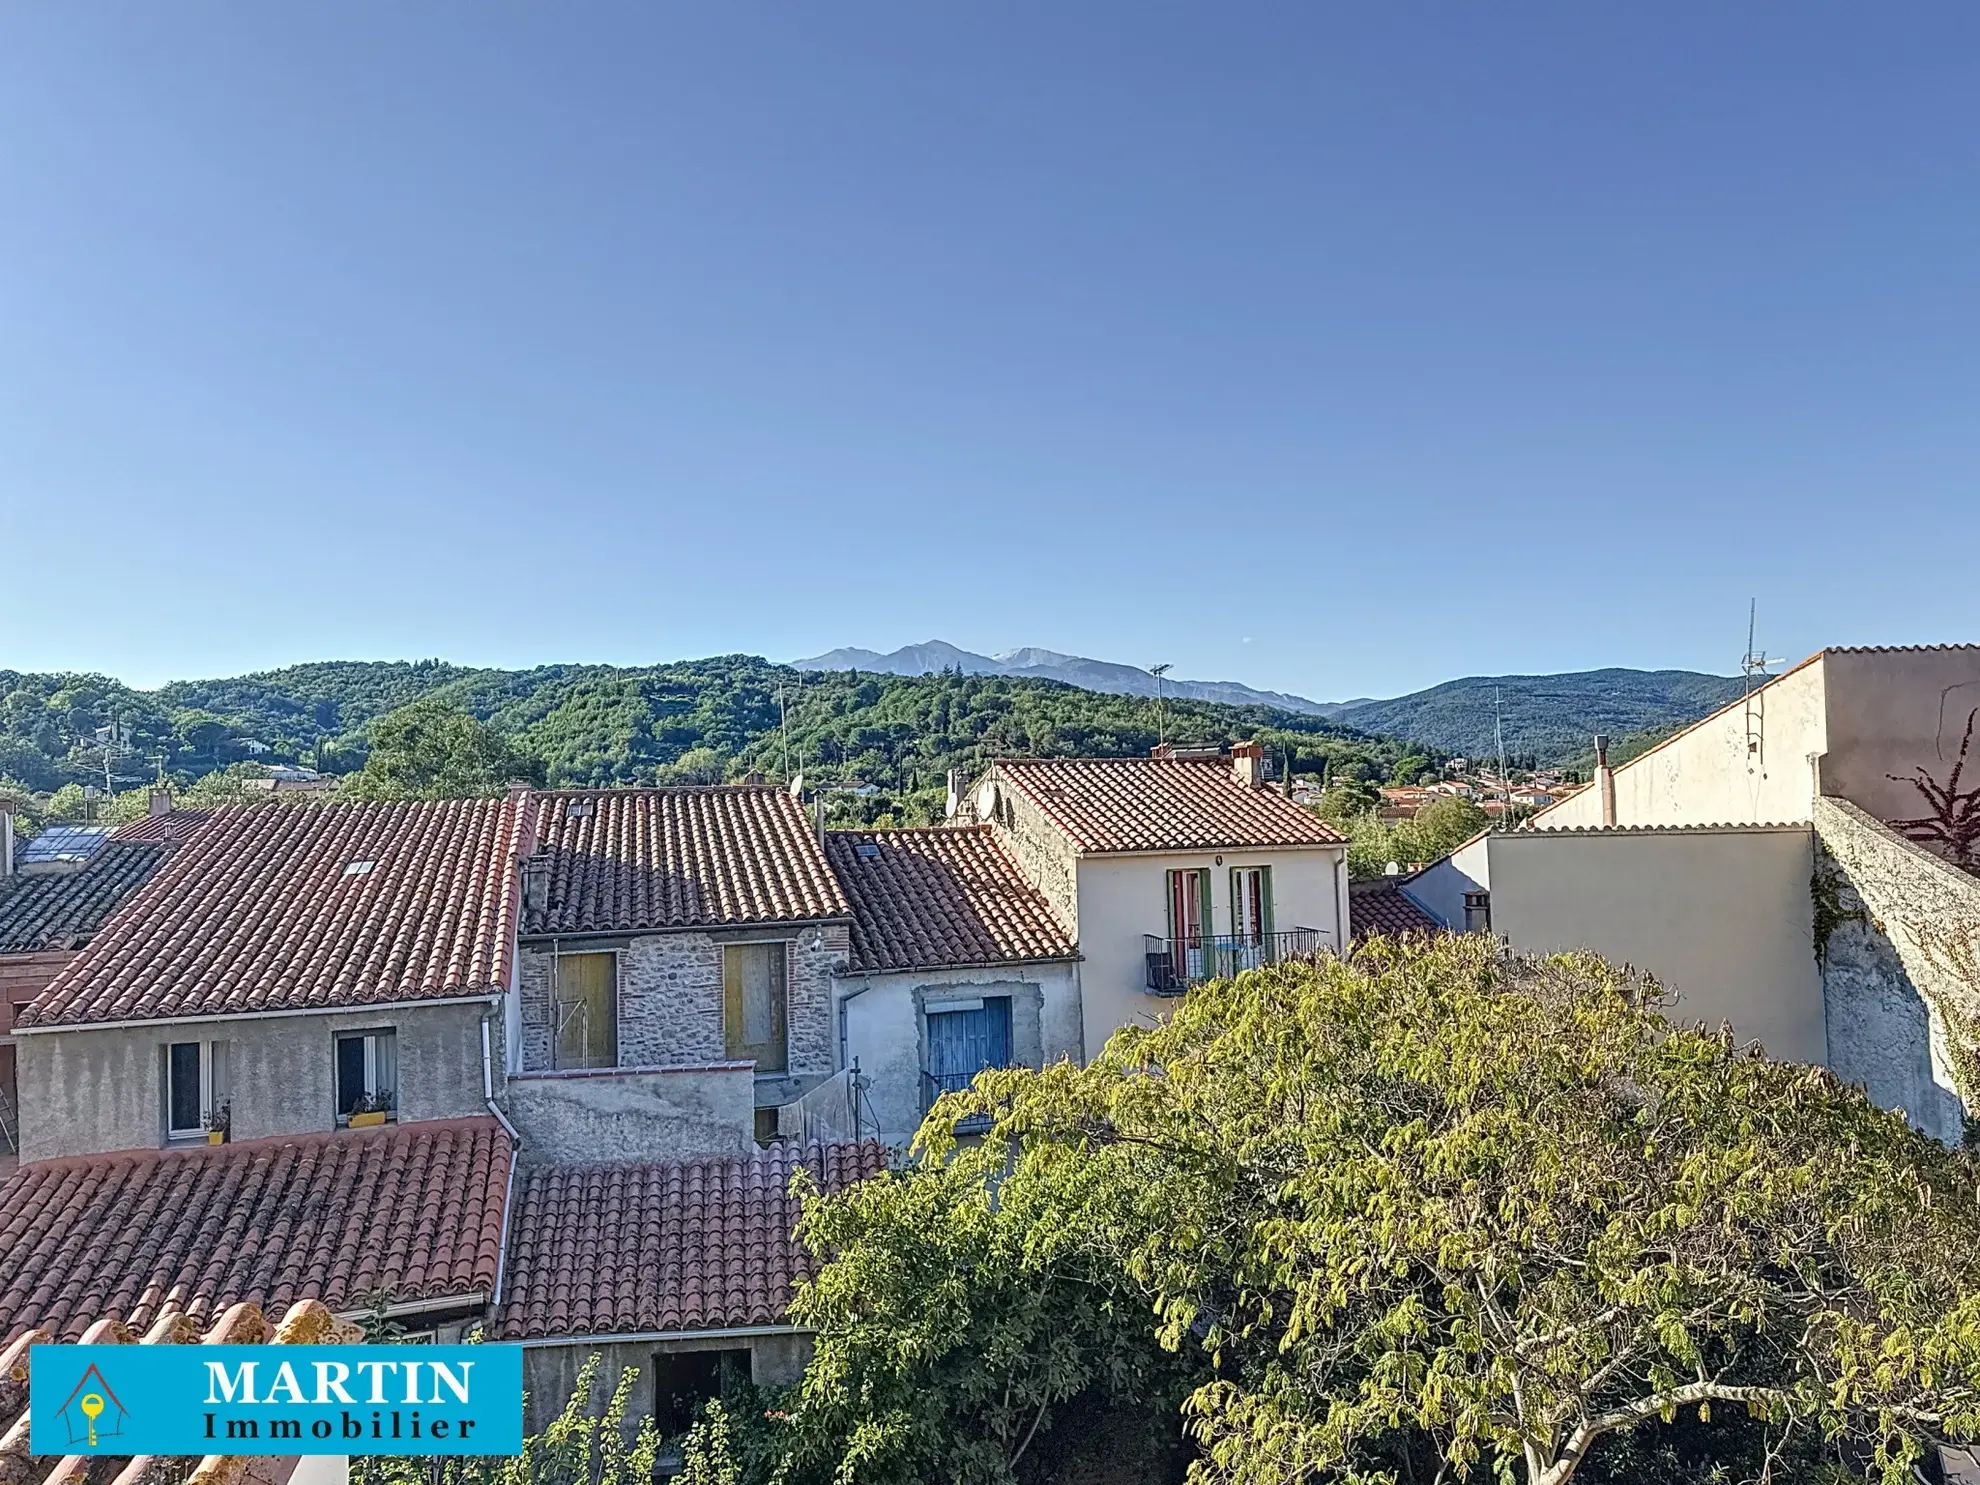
[1,1299,360,1485]
[0,843,171,956]
[110,810,216,843]
[993,758,1346,854]
[524,788,850,936]
[0,1117,511,1344]
[496,1141,886,1339]
[18,798,525,1028]
[1349,877,1442,941]
[824,828,1075,973]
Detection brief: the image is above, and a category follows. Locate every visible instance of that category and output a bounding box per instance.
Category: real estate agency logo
[54,1361,129,1449]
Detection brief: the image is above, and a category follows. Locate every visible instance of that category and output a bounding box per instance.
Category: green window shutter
[1260,865,1275,941]
[1198,870,1215,946]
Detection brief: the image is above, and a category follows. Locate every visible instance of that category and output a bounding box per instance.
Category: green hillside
[0,657,1422,825]
[1332,668,1746,766]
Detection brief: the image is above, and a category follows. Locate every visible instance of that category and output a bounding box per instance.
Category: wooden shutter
[724,943,789,1072]
[556,952,617,1070]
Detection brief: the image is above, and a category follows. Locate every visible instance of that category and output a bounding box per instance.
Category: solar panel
[19,825,112,865]
[855,841,882,859]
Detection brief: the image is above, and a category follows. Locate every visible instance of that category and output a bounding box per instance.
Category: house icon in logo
[54,1363,128,1449]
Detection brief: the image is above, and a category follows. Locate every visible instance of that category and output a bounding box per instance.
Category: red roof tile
[496,1142,885,1339]
[1349,877,1442,940]
[994,758,1346,854]
[1,1300,360,1485]
[20,798,525,1028]
[825,828,1075,973]
[524,788,850,936]
[110,809,216,843]
[0,1118,511,1344]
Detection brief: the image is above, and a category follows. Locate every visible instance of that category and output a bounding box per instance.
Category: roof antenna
[1150,663,1172,747]
[1494,687,1509,815]
[1740,599,1786,775]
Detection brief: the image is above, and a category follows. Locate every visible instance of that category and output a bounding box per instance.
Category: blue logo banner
[29,1344,524,1456]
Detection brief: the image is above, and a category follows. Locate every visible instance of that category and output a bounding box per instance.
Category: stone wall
[983,767,1082,938]
[1812,795,1976,1146]
[517,928,842,1092]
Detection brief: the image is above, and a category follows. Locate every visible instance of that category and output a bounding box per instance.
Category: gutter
[12,991,505,1036]
[512,1322,804,1349]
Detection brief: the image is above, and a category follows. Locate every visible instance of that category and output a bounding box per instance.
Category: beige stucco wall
[15,998,500,1162]
[1817,648,1980,826]
[1073,846,1347,1058]
[1487,828,1826,1065]
[502,1062,757,1165]
[1537,658,1828,829]
[839,960,1082,1145]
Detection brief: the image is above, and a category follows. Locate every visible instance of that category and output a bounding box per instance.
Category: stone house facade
[500,787,855,1163]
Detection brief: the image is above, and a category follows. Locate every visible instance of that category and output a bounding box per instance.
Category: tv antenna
[1149,663,1172,746]
[1494,688,1510,807]
[1740,599,1787,773]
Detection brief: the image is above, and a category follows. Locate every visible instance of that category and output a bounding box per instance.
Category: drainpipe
[1594,734,1618,828]
[481,1012,521,1309]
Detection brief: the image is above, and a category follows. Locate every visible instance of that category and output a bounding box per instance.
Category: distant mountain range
[793,641,1332,715]
[792,642,1748,765]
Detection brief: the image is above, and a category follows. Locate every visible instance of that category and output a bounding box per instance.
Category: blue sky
[3,4,1976,701]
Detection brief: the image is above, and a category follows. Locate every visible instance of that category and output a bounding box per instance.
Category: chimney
[1231,741,1265,790]
[1594,734,1617,828]
[521,855,551,920]
[1,803,12,878]
[148,785,173,818]
[946,768,967,820]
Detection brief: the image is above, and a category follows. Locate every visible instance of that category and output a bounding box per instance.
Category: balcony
[1143,928,1325,995]
[922,1069,997,1134]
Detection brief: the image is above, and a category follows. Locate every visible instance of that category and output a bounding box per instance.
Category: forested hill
[0,657,1425,822]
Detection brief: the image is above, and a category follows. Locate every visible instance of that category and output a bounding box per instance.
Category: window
[554,952,618,1070]
[724,942,788,1073]
[1167,869,1212,981]
[165,1040,228,1141]
[1230,866,1274,943]
[335,1029,397,1121]
[923,996,1013,1106]
[652,1349,749,1439]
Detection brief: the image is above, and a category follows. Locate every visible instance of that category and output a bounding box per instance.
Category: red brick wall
[0,951,73,1035]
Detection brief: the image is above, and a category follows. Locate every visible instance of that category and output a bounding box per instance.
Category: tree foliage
[771,1151,1199,1484]
[882,937,1980,1484]
[341,701,540,800]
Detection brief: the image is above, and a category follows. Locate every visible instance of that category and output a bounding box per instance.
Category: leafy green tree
[1316,777,1382,824]
[917,938,1980,1485]
[343,701,539,800]
[1397,795,1489,860]
[776,1151,1200,1484]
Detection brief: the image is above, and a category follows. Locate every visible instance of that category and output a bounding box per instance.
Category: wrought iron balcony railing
[1143,927,1325,994]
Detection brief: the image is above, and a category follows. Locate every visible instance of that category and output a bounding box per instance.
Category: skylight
[855,841,882,859]
[343,860,378,877]
[19,825,111,866]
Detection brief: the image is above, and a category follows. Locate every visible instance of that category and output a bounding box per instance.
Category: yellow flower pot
[206,1129,226,1145]
[349,1110,388,1128]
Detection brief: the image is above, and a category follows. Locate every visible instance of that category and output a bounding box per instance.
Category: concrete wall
[1819,648,1980,828]
[839,960,1081,1146]
[1487,827,1828,1066]
[14,998,500,1162]
[1073,846,1346,1058]
[1537,658,1828,829]
[1400,834,1491,930]
[518,927,843,1103]
[1813,795,1975,1145]
[521,1332,810,1438]
[502,1062,756,1165]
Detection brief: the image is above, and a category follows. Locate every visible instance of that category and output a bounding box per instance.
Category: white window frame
[165,1040,227,1142]
[335,1027,399,1124]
